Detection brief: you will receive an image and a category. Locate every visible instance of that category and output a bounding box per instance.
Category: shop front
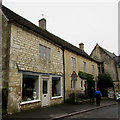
[19,71,63,111]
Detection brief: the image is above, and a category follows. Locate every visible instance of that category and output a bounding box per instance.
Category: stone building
[2,5,64,114]
[64,43,99,99]
[90,43,120,93]
[2,5,99,114]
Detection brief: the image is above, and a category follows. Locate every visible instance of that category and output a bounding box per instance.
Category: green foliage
[78,71,88,79]
[78,71,94,80]
[97,73,113,89]
[78,71,95,90]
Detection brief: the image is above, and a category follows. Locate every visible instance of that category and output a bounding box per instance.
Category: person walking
[95,88,102,106]
[89,87,95,104]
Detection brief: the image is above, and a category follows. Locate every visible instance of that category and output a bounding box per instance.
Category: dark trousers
[96,95,101,106]
[90,96,94,104]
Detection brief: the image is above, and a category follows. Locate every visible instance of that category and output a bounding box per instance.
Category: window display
[52,77,61,97]
[22,74,39,102]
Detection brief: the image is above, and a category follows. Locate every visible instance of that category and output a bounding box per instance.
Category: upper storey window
[39,44,51,61]
[92,65,95,74]
[83,62,87,72]
[72,57,76,68]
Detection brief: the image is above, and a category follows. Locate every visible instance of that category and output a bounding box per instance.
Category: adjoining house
[90,43,120,93]
[2,5,99,114]
[64,43,99,100]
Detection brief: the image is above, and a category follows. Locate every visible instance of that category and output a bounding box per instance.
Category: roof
[114,56,120,64]
[2,5,98,63]
[91,43,118,63]
[102,48,116,58]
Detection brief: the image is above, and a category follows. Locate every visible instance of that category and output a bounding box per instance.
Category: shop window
[52,77,61,97]
[22,74,40,102]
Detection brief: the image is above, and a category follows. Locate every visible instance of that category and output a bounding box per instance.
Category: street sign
[71,71,78,81]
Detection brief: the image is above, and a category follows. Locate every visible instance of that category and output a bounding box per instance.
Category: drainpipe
[6,23,11,114]
[62,47,66,103]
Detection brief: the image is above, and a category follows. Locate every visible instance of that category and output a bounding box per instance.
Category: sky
[2,0,119,55]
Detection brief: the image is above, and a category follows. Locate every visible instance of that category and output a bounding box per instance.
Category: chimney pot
[39,18,46,30]
[79,43,84,51]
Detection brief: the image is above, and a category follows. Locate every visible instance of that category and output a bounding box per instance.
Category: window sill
[20,99,41,105]
[51,96,63,100]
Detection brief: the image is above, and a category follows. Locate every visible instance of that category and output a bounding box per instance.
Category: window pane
[83,62,86,72]
[46,47,50,60]
[71,80,76,88]
[43,46,47,59]
[81,81,83,87]
[39,45,51,61]
[102,63,104,73]
[22,74,39,101]
[92,65,95,73]
[72,57,76,68]
[43,80,47,94]
[39,45,44,58]
[52,77,61,97]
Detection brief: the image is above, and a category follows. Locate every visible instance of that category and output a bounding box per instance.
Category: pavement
[2,98,118,120]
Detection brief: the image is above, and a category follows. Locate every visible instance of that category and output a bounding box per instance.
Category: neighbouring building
[2,5,99,114]
[90,43,120,93]
[64,43,99,100]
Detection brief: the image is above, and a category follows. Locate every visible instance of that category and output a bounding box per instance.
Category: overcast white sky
[2,0,119,55]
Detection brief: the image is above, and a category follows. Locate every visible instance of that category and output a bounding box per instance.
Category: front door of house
[42,79,50,107]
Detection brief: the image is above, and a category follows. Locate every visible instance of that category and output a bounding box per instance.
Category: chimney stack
[79,43,84,51]
[39,18,46,30]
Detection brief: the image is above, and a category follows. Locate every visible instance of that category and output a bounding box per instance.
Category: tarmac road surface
[61,104,119,119]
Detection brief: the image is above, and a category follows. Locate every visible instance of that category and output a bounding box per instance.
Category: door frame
[41,76,50,107]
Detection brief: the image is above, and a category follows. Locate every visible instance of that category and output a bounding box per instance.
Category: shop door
[42,79,50,107]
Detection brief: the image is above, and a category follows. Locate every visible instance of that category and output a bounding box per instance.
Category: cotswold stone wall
[9,24,63,74]
[7,23,63,114]
[90,45,118,81]
[64,50,98,99]
[117,67,120,91]
[117,67,120,82]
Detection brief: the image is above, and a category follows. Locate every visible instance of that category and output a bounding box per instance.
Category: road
[60,104,119,119]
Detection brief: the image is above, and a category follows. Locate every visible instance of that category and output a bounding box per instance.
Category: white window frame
[20,73,41,105]
[71,80,77,89]
[81,80,83,88]
[51,76,63,99]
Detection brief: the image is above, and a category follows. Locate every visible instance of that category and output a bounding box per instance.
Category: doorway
[42,79,50,107]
